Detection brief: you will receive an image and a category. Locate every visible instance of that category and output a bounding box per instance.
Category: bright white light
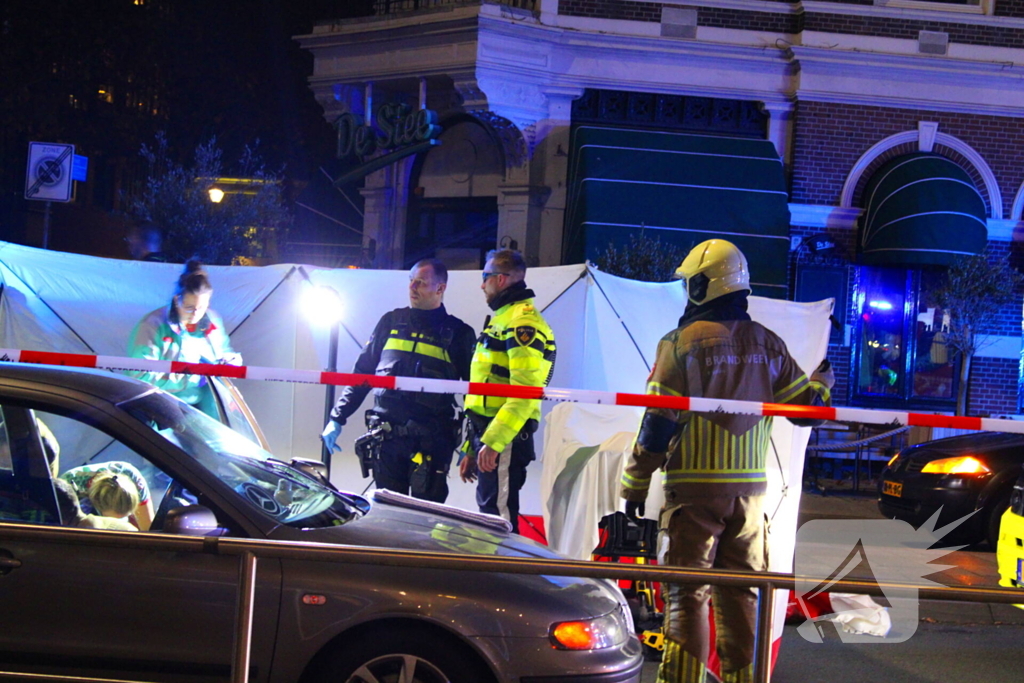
[208,187,225,203]
[868,300,893,310]
[302,285,344,327]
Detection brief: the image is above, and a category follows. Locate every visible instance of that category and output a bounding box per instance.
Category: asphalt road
[638,491,1024,682]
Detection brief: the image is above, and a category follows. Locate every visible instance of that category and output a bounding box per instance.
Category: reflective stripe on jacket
[330,306,476,426]
[466,297,555,452]
[621,319,830,500]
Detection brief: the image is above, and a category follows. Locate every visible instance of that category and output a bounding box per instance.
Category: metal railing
[2,522,1023,683]
[373,0,537,15]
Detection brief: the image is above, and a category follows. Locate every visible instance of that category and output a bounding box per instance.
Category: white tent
[0,240,830,546]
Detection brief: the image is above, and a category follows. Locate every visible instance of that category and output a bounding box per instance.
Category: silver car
[0,363,643,683]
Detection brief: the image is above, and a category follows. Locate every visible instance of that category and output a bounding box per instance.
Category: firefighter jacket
[621,294,830,501]
[466,282,556,453]
[330,305,475,427]
[127,303,237,406]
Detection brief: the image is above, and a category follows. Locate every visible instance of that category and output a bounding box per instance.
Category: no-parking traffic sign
[25,142,75,202]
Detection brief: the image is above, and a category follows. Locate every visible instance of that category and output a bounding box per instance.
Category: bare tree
[936,250,1023,416]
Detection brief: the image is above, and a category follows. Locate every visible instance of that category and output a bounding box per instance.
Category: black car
[878,431,1022,547]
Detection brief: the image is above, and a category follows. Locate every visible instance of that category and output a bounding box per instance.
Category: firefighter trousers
[657,495,767,683]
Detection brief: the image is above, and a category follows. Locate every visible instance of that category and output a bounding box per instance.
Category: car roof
[0,361,153,404]
[916,430,1024,453]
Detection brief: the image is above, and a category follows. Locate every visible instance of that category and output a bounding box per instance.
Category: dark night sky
[0,0,374,254]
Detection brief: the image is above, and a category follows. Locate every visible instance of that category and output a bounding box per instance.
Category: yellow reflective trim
[667,466,765,473]
[647,382,682,397]
[382,338,451,362]
[775,375,809,403]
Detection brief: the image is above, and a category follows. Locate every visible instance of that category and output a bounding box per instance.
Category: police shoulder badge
[515,326,537,346]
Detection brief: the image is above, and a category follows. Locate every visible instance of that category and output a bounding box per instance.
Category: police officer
[321,258,475,503]
[459,249,555,533]
[620,239,834,683]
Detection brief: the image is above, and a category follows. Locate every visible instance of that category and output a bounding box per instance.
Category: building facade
[298,0,1024,415]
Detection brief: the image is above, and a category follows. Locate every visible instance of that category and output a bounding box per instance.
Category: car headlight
[550,609,629,650]
[921,456,990,475]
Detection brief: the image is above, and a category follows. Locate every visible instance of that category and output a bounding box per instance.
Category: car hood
[290,499,571,561]
[269,497,624,621]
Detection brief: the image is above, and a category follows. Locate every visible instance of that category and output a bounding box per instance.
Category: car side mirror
[290,457,335,489]
[163,505,224,536]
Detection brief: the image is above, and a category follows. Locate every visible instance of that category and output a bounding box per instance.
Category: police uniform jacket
[330,305,475,427]
[466,282,556,453]
[621,292,830,502]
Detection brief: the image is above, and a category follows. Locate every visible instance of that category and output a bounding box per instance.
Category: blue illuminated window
[853,266,957,408]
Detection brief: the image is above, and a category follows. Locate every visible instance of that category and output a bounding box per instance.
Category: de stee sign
[332,103,441,187]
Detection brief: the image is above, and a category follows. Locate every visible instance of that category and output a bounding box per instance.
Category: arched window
[851,152,988,409]
[405,115,512,269]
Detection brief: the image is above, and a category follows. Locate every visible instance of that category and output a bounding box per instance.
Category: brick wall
[803,12,1024,48]
[699,7,800,33]
[559,1,801,31]
[791,101,1024,220]
[559,0,662,21]
[967,356,1019,416]
[996,0,1024,18]
[979,241,1024,338]
[827,342,853,406]
[559,2,1024,47]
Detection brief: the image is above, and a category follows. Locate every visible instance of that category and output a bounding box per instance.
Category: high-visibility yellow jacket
[466,286,556,452]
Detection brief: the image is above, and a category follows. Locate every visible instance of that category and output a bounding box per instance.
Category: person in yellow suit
[621,239,834,683]
[460,249,555,533]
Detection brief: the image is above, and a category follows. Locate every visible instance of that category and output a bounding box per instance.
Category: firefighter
[620,239,834,683]
[459,249,556,533]
[321,258,475,503]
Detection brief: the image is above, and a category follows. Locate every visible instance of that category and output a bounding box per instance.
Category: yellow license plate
[883,480,903,497]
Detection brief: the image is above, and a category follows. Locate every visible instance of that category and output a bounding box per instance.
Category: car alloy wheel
[309,626,494,683]
[346,653,449,683]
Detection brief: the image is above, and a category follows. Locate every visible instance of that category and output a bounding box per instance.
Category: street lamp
[302,284,345,472]
[208,187,225,203]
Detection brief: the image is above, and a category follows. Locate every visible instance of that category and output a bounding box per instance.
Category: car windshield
[119,391,364,529]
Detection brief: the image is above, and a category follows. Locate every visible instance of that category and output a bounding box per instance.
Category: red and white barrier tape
[2,348,1020,434]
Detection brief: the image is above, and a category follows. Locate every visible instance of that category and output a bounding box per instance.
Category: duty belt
[366,412,449,438]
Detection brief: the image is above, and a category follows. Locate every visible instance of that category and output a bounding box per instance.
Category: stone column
[763,100,795,168]
[531,87,584,265]
[360,155,414,269]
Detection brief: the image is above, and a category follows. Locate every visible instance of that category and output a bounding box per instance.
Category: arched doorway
[405,117,504,269]
[852,152,987,409]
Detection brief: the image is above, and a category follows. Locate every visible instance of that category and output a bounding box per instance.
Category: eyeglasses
[482,271,509,282]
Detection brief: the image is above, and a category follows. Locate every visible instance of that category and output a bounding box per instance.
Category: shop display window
[853,266,957,409]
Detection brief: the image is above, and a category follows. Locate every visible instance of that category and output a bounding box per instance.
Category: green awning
[564,126,791,297]
[859,153,987,267]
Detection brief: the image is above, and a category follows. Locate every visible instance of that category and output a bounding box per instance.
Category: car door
[0,402,282,683]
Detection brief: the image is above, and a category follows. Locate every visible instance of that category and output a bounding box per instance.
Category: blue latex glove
[321,420,343,453]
